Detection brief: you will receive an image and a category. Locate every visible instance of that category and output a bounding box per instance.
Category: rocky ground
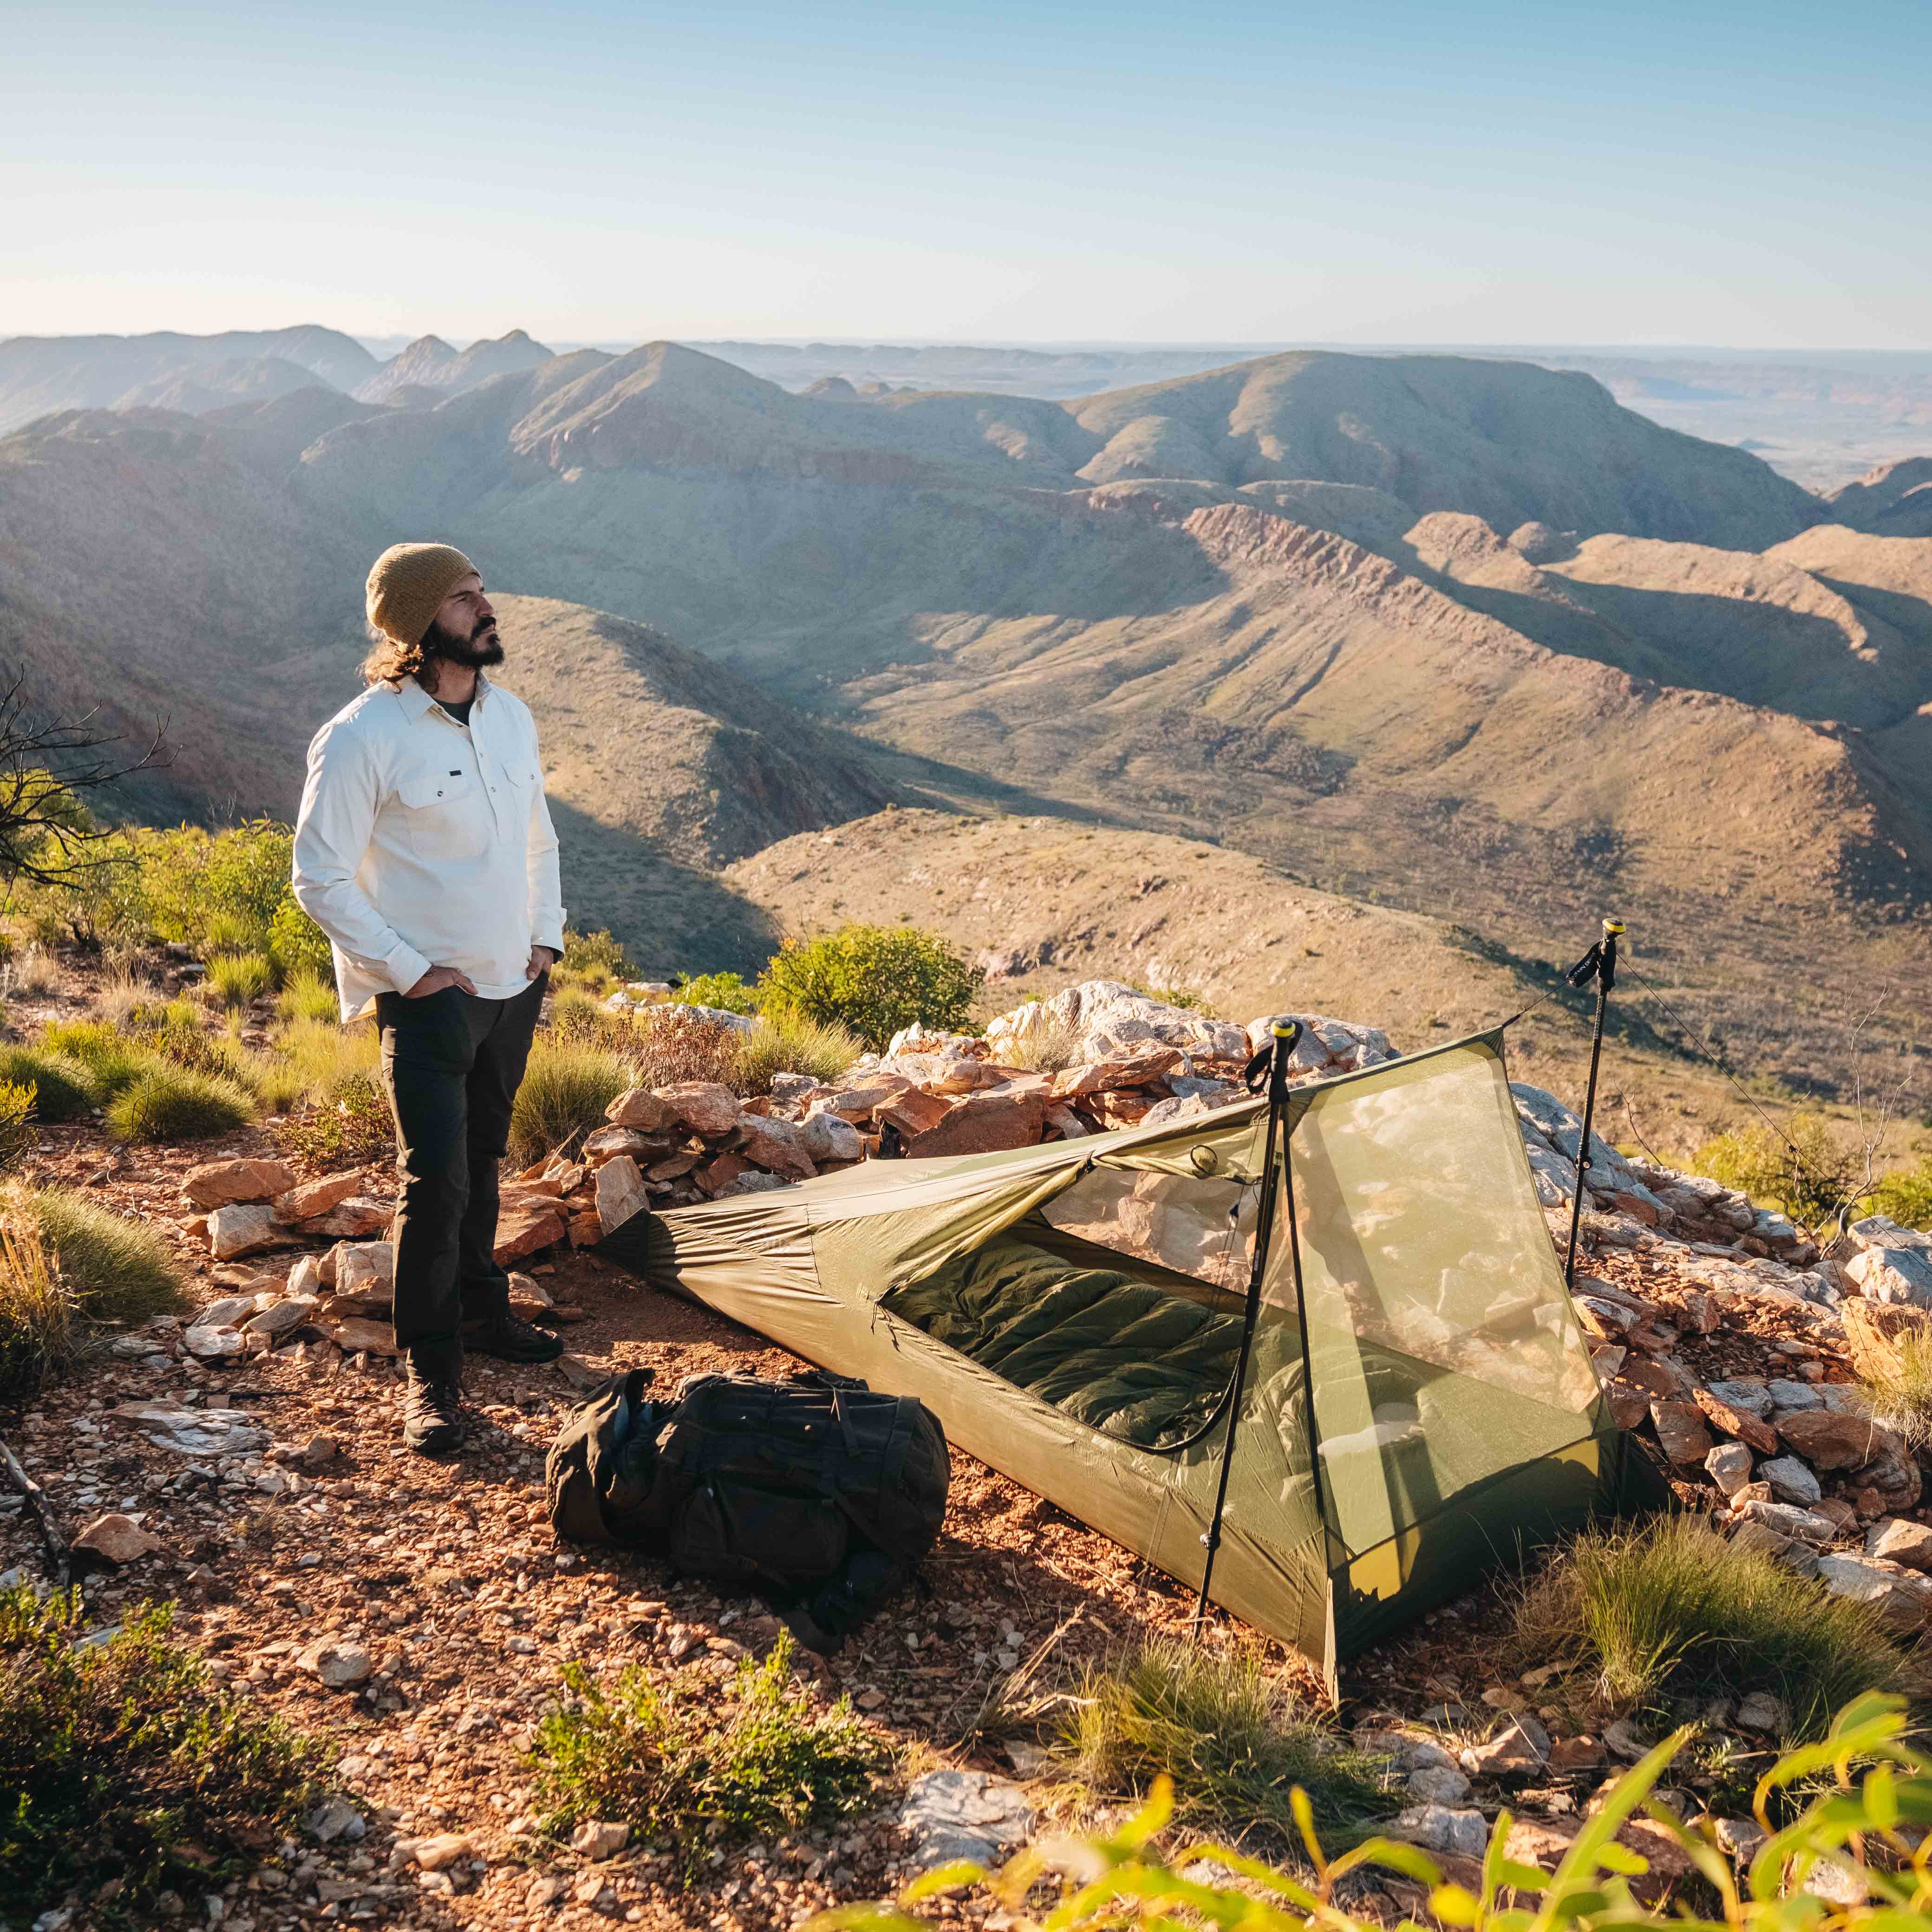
[7,974,1932,1930]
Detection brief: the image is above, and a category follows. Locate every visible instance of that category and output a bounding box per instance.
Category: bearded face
[420,608,504,670]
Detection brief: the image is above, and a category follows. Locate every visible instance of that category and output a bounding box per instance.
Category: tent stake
[1192,1020,1299,1637]
[1562,918,1624,1289]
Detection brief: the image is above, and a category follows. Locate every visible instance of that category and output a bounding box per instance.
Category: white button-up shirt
[292,675,566,1021]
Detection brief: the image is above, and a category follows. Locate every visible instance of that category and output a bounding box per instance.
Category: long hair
[360,623,430,686]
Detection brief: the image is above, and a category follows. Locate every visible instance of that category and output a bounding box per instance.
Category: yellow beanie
[365,542,478,647]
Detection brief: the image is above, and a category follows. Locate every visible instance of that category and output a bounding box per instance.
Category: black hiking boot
[462,1310,564,1364]
[402,1366,466,1456]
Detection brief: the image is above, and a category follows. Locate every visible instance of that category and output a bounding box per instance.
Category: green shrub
[0,1082,34,1170]
[760,924,982,1051]
[0,1587,330,1919]
[508,1038,631,1167]
[268,1014,378,1100]
[35,1188,185,1324]
[1693,1110,1856,1228]
[204,950,276,1009]
[731,1013,863,1096]
[268,894,333,983]
[0,1046,96,1122]
[1510,1515,1916,1737]
[546,986,635,1051]
[561,926,634,983]
[281,1069,392,1166]
[38,1018,153,1100]
[672,969,760,1014]
[274,971,341,1025]
[1057,1639,1395,1844]
[1128,981,1216,1015]
[106,1064,255,1144]
[531,1632,888,1880]
[1870,1156,1932,1232]
[811,1696,1932,1932]
[0,1197,71,1397]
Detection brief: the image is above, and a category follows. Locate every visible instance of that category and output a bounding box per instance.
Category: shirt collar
[393,672,491,724]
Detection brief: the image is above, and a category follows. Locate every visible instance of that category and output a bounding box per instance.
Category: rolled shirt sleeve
[292,718,433,999]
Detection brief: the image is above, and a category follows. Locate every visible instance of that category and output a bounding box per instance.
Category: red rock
[1650,1399,1714,1465]
[569,1214,604,1247]
[876,1089,955,1137]
[1612,1192,1660,1227]
[1619,1357,1685,1398]
[181,1157,297,1211]
[646,1151,699,1181]
[907,1090,1047,1158]
[583,1125,660,1166]
[696,1151,752,1195]
[605,1087,673,1132]
[494,1199,566,1265]
[737,1117,816,1181]
[1050,1046,1187,1099]
[300,1196,393,1240]
[594,1156,648,1234]
[1842,1300,1932,1381]
[326,1318,396,1356]
[1693,1387,1780,1456]
[271,1169,364,1224]
[654,1082,742,1138]
[75,1512,163,1564]
[1605,1384,1650,1430]
[1777,1409,1891,1471]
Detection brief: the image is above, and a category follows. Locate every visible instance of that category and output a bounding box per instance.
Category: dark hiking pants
[374,974,545,1381]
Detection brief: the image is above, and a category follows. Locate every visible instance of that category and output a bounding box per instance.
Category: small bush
[631,1005,743,1089]
[270,1014,379,1102]
[39,1019,153,1100]
[1852,1326,1932,1452]
[0,1198,71,1397]
[3,947,59,998]
[281,1069,392,1166]
[1128,981,1216,1015]
[0,1586,330,1918]
[106,1064,255,1144]
[275,972,341,1025]
[731,1014,863,1097]
[0,1082,34,1170]
[509,1038,632,1167]
[561,926,634,982]
[92,971,153,1029]
[672,969,760,1015]
[815,1696,1932,1932]
[36,1188,185,1324]
[547,986,636,1051]
[760,924,982,1051]
[1511,1515,1916,1737]
[204,950,276,1009]
[530,1632,888,1880]
[1058,1639,1396,1843]
[1870,1156,1932,1232]
[1694,1110,1856,1228]
[0,1046,96,1122]
[993,1005,1081,1074]
[268,894,333,983]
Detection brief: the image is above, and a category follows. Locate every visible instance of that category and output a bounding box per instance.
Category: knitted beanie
[365,542,478,647]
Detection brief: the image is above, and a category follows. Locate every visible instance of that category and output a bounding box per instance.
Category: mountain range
[2,326,1929,1098]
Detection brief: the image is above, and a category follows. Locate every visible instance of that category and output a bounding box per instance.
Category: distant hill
[353,329,556,405]
[1828,457,1932,539]
[0,327,376,431]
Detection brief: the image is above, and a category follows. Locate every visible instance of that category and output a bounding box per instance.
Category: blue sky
[5,0,1928,346]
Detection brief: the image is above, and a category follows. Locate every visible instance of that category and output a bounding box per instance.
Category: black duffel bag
[545,1366,950,1651]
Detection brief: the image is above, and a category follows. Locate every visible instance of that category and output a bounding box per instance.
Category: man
[294,542,566,1456]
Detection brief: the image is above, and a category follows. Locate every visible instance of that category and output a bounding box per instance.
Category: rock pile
[1509,1081,1932,1625]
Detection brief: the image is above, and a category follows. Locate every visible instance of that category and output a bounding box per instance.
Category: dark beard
[421,615,504,670]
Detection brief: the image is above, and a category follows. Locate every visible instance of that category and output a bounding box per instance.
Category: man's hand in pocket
[405,966,479,998]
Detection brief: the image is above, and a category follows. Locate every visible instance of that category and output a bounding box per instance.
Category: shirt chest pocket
[395,766,488,862]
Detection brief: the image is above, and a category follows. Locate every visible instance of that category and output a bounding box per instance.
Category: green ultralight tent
[600,1028,1644,1687]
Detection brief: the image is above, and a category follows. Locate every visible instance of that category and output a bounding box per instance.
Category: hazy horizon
[8,0,1930,348]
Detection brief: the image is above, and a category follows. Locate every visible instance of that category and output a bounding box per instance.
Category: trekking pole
[1561,918,1624,1289]
[1192,1020,1299,1637]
